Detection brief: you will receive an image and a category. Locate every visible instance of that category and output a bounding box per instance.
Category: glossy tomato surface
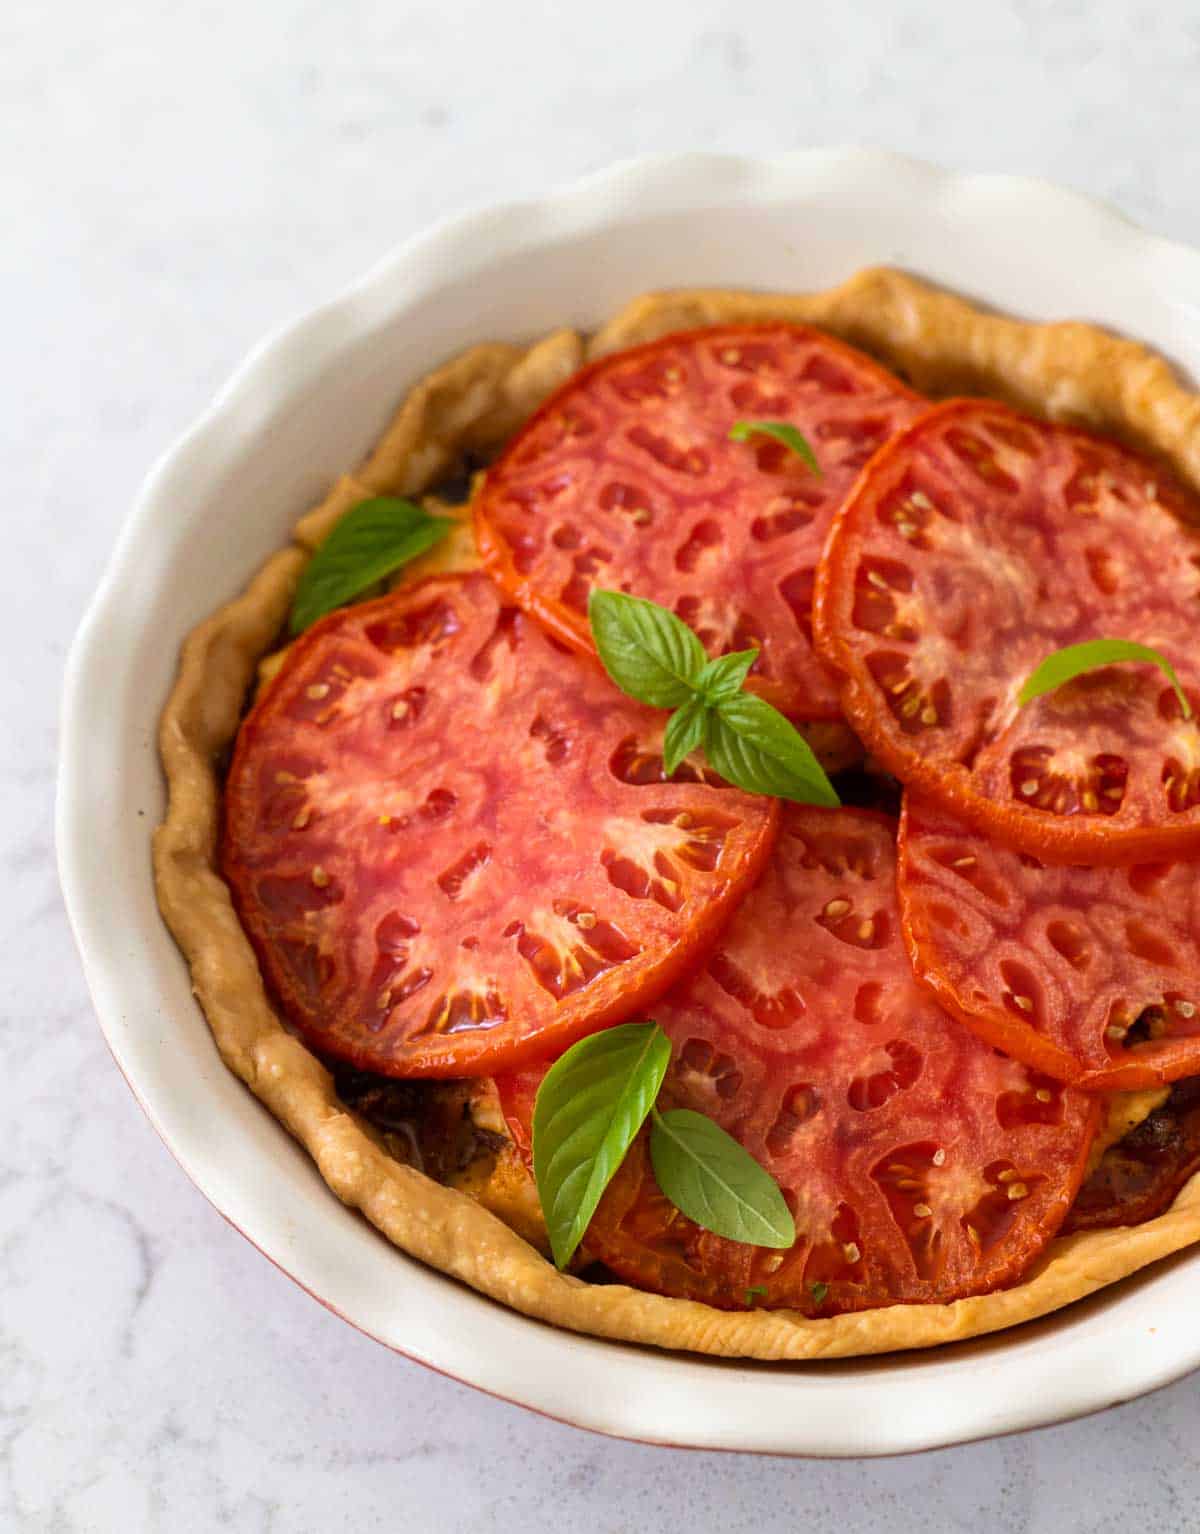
[500,806,1098,1314]
[813,399,1200,863]
[474,324,921,720]
[899,792,1200,1089]
[221,572,777,1077]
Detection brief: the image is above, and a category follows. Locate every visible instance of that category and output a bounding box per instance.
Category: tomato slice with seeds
[813,399,1200,863]
[1063,1078,1200,1232]
[474,324,921,720]
[221,572,777,1078]
[899,792,1200,1090]
[498,806,1097,1314]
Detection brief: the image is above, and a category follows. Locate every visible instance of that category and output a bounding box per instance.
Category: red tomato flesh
[899,792,1200,1090]
[813,399,1200,864]
[474,324,922,720]
[221,572,777,1077]
[499,806,1097,1314]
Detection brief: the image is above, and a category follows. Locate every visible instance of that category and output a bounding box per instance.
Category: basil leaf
[694,648,759,704]
[588,589,707,708]
[729,420,821,476]
[810,1281,829,1306]
[533,1021,671,1270]
[745,1285,768,1306]
[290,498,454,635]
[1018,638,1193,721]
[649,1107,795,1249]
[705,694,840,806]
[588,590,840,806]
[663,696,708,777]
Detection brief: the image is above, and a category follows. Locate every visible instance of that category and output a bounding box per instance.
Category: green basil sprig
[1018,638,1192,721]
[290,497,454,635]
[588,590,839,805]
[533,1021,795,1270]
[729,420,822,476]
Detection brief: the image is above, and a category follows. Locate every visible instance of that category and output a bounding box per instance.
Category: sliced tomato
[1063,1079,1200,1233]
[499,806,1097,1314]
[221,572,777,1078]
[899,792,1200,1090]
[474,324,921,720]
[813,399,1200,863]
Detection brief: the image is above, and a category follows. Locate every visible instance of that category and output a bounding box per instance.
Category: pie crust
[154,267,1200,1360]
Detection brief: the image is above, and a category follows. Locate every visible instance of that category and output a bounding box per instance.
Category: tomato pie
[155,268,1200,1360]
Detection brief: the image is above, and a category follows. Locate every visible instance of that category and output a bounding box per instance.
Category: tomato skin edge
[473,320,923,725]
[897,798,1197,1093]
[896,797,1085,1086]
[264,788,777,1080]
[814,397,1200,868]
[221,586,783,1080]
[501,801,1105,1310]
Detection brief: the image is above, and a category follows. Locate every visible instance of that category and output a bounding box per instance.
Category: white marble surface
[11,0,1200,1526]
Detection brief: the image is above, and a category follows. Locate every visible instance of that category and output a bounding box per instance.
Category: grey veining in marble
[8,0,1200,1527]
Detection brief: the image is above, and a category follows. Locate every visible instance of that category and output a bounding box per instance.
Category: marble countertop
[10,1,1200,1527]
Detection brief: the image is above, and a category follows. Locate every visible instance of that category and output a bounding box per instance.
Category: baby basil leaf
[649,1107,795,1249]
[810,1281,829,1306]
[705,694,840,806]
[290,497,454,635]
[1018,638,1193,721]
[533,1021,672,1270]
[588,589,707,709]
[729,420,821,476]
[663,695,708,778]
[695,648,759,704]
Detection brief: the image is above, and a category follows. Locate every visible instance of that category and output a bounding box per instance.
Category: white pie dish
[57,148,1200,1457]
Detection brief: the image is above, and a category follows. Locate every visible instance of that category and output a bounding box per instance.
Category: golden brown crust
[155,268,1200,1360]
